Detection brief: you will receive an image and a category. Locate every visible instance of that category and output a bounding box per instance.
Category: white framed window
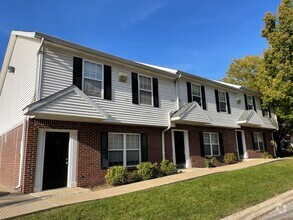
[246,95,254,110]
[203,132,220,156]
[83,60,103,97]
[139,75,153,105]
[108,133,141,167]
[191,83,202,105]
[218,91,227,112]
[253,132,264,151]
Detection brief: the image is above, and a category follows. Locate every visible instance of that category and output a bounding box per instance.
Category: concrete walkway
[0,158,287,219]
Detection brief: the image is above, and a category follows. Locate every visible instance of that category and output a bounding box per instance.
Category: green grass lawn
[20,160,293,220]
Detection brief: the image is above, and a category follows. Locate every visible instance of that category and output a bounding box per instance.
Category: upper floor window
[253,132,264,151]
[203,132,220,156]
[139,75,153,105]
[191,84,202,105]
[83,61,103,97]
[246,95,254,110]
[108,133,140,167]
[218,91,227,112]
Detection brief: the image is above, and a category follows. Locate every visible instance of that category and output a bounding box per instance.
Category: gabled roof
[237,110,263,127]
[24,85,108,120]
[171,102,212,125]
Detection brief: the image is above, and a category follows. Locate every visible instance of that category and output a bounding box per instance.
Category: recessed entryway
[34,129,77,192]
[171,129,191,168]
[235,130,248,159]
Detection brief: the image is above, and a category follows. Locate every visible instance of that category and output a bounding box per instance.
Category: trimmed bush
[224,153,238,164]
[130,170,142,183]
[205,157,216,168]
[262,151,273,159]
[105,166,128,186]
[136,162,159,180]
[160,160,177,176]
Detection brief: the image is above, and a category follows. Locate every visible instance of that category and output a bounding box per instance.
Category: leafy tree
[259,0,293,122]
[222,55,262,91]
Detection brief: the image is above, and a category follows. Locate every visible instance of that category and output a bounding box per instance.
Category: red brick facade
[0,124,23,188]
[0,119,274,193]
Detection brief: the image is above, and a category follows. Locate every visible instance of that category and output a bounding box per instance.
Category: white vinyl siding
[218,91,227,112]
[191,83,201,105]
[40,45,177,127]
[83,60,103,97]
[108,133,140,167]
[0,36,41,135]
[253,132,264,151]
[139,75,152,105]
[203,132,220,156]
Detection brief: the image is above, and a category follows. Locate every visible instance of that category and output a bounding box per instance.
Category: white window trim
[82,59,104,98]
[191,83,202,104]
[108,132,141,167]
[138,74,153,106]
[246,95,254,110]
[218,90,227,112]
[253,132,264,151]
[203,132,221,157]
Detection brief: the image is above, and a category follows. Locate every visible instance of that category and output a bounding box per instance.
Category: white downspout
[15,116,28,190]
[162,110,173,160]
[36,37,44,101]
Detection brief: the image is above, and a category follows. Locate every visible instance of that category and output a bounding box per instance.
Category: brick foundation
[0,125,23,189]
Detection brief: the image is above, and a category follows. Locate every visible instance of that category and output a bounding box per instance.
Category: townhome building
[0,31,277,193]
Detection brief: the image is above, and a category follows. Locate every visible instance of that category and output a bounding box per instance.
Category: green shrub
[160,160,177,176]
[105,166,128,186]
[130,170,142,182]
[262,151,273,159]
[205,157,216,168]
[224,153,238,164]
[136,162,159,180]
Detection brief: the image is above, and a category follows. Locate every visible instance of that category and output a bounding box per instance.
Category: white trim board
[235,130,248,159]
[34,129,78,192]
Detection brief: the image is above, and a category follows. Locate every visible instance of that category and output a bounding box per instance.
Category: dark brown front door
[42,132,69,190]
[174,131,185,167]
[236,131,244,158]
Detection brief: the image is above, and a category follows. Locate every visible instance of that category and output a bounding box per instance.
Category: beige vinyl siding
[40,46,177,127]
[0,36,40,135]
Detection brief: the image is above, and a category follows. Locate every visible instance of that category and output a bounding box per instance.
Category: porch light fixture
[7,66,15,73]
[118,73,127,82]
[236,98,241,104]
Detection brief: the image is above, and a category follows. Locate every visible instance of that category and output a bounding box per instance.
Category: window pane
[203,133,210,144]
[212,145,220,155]
[139,76,151,91]
[84,79,101,97]
[253,133,258,142]
[108,134,123,149]
[204,144,211,155]
[140,90,152,105]
[193,96,201,105]
[126,135,139,149]
[84,61,102,80]
[259,142,264,151]
[211,134,218,144]
[126,150,140,166]
[109,151,123,166]
[219,91,226,101]
[220,102,227,112]
[247,95,253,109]
[192,84,201,97]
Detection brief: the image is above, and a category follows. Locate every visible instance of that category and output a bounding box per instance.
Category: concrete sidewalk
[0,158,287,219]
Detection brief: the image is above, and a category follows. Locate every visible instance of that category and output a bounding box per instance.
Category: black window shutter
[104,65,112,100]
[253,96,257,112]
[226,92,231,114]
[261,99,265,116]
[244,94,248,110]
[131,72,139,104]
[153,78,159,107]
[141,134,148,162]
[263,132,267,151]
[251,132,257,150]
[215,89,220,112]
[219,133,224,156]
[199,132,205,157]
[268,107,271,118]
[201,86,207,110]
[101,132,108,169]
[187,82,192,103]
[73,57,83,90]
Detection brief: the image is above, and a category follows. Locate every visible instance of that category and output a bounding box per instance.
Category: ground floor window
[203,132,220,156]
[253,132,264,151]
[108,133,140,167]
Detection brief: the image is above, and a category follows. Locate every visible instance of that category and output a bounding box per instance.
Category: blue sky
[0,0,280,80]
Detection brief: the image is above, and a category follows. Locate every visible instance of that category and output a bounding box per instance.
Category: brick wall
[22,119,163,193]
[164,125,238,168]
[0,124,23,188]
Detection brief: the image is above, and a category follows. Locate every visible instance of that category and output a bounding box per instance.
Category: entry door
[174,131,186,167]
[42,132,69,190]
[236,131,244,159]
